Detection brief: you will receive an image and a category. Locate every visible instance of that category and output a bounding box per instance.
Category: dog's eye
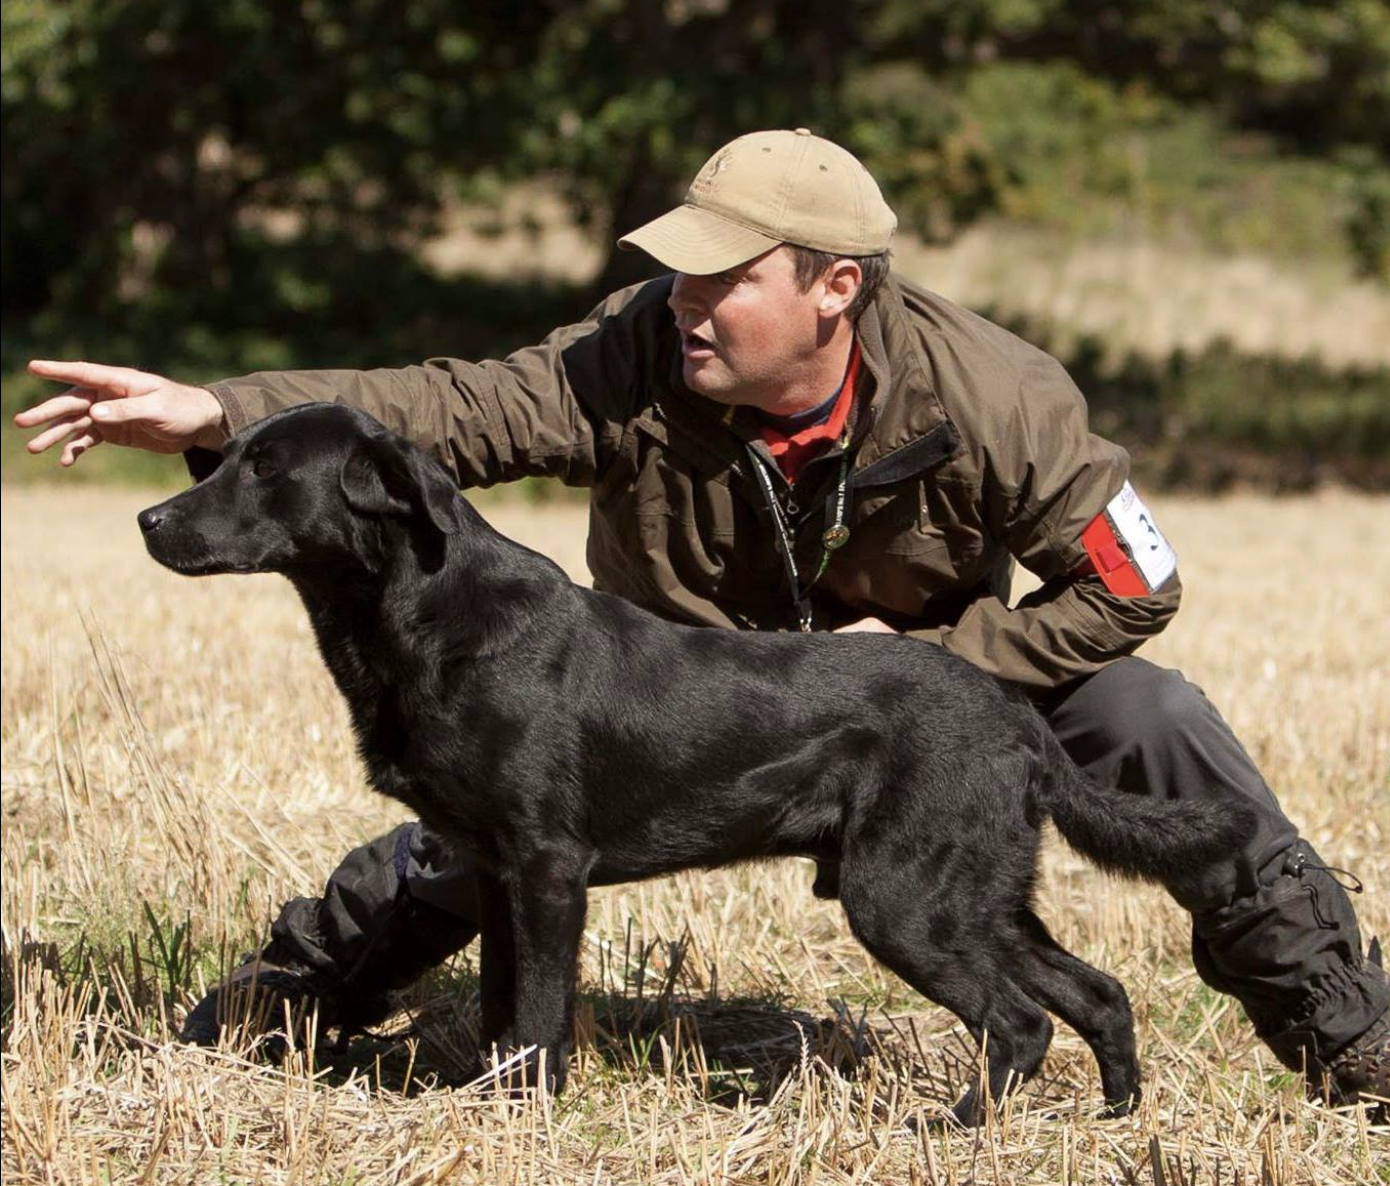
[251,458,278,479]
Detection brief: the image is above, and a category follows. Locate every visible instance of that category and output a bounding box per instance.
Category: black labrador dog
[138,404,1249,1124]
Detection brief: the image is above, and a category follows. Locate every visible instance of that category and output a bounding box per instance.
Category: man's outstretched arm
[20,280,662,486]
[17,360,229,466]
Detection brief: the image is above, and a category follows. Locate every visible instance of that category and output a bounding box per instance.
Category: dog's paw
[1095,1092,1138,1120]
[468,1044,566,1096]
[948,1086,988,1127]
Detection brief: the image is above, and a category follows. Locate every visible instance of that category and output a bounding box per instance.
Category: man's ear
[818,259,862,318]
[340,439,460,536]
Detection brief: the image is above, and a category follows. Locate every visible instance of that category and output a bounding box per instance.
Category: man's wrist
[192,386,230,451]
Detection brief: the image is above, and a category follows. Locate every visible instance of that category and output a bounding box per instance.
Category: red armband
[1075,482,1177,597]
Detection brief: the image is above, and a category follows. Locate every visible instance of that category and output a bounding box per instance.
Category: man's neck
[752,326,856,418]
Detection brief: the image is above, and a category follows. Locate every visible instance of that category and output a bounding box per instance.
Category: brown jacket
[208,273,1179,687]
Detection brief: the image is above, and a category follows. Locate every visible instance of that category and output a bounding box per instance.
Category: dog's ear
[406,448,463,536]
[340,438,460,536]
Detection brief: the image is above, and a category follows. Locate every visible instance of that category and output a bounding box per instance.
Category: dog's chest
[354,689,505,839]
[359,698,445,800]
[312,610,527,845]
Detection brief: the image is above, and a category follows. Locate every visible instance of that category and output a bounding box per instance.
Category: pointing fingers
[27,360,152,396]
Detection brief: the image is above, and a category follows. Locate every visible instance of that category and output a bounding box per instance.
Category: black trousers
[266,656,1387,1068]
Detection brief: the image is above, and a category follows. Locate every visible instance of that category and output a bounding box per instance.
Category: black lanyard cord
[745,441,852,632]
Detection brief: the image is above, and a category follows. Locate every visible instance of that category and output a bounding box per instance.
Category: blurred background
[3,0,1387,489]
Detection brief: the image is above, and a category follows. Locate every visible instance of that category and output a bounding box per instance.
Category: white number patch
[1107,482,1177,592]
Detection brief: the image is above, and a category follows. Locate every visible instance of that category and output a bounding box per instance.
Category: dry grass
[2,486,1387,1185]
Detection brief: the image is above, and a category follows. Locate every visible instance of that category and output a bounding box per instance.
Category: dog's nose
[137,507,165,535]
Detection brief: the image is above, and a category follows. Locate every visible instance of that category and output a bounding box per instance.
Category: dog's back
[432,578,1029,874]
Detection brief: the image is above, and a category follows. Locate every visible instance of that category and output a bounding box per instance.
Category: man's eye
[251,458,277,479]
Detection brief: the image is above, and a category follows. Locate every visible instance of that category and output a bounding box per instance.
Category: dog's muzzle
[137,501,213,572]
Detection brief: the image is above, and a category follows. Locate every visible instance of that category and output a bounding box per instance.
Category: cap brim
[617,205,781,274]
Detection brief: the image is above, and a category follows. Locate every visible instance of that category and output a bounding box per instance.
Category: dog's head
[138,404,460,578]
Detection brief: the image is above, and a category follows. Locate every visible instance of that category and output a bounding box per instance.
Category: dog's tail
[1036,725,1253,883]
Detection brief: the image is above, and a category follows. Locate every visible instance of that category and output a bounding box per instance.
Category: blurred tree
[1339,145,1390,279]
[866,0,1389,153]
[4,0,1385,348]
[2,0,549,321]
[1,0,1006,324]
[492,0,858,293]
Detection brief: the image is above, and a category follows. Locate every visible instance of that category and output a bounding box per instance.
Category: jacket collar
[850,276,959,476]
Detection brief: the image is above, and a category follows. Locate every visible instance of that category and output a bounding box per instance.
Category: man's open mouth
[681,330,717,358]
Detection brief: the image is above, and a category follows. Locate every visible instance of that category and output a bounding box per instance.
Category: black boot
[181,822,479,1046]
[1192,841,1389,1119]
[1309,940,1388,1125]
[180,949,334,1048]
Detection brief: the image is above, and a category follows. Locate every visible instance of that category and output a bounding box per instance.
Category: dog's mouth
[151,552,257,577]
[144,537,266,578]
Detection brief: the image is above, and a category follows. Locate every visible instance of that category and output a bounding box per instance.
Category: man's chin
[681,360,739,405]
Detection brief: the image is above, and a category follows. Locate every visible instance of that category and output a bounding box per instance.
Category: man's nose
[668,274,702,318]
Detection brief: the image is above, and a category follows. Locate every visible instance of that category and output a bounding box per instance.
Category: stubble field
[2,485,1387,1185]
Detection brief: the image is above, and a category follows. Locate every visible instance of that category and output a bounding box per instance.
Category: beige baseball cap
[618,129,897,275]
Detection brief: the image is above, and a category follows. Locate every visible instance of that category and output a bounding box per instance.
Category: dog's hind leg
[942,977,1055,1127]
[838,861,1054,1126]
[1008,906,1140,1116]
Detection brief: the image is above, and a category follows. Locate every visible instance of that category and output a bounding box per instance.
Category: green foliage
[2,0,548,320]
[841,62,1005,243]
[11,0,1381,329]
[1338,147,1390,280]
[0,905,245,1043]
[141,901,198,1001]
[870,0,1390,152]
[957,60,1367,262]
[3,0,1385,489]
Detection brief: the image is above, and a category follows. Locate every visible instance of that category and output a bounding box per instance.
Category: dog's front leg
[505,849,590,1095]
[475,867,517,1060]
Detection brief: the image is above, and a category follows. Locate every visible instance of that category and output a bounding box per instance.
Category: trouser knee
[1043,657,1296,908]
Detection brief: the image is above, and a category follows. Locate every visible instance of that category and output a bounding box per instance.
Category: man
[19,129,1388,1116]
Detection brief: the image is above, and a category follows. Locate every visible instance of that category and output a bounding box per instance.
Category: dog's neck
[287,522,567,723]
[285,521,570,825]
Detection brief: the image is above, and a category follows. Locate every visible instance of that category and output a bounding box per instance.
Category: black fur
[138,404,1253,1124]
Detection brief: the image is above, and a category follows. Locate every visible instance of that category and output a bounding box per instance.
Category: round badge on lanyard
[822,524,850,550]
[820,449,852,553]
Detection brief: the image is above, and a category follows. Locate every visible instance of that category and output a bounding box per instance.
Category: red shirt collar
[757,342,861,483]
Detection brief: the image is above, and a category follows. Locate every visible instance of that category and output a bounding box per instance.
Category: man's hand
[16,360,227,467]
[833,617,898,634]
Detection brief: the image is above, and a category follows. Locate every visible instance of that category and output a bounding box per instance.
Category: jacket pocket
[849,476,983,564]
[628,419,742,538]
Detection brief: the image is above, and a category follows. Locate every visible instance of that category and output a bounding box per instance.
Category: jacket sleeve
[926,352,1181,688]
[200,284,660,488]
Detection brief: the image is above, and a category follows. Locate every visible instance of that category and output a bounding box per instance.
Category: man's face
[667,246,827,414]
